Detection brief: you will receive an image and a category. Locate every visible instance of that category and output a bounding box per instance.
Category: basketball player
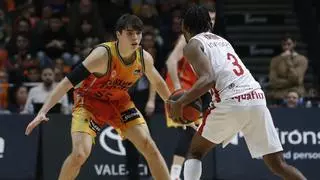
[167,6,306,180]
[25,14,171,180]
[165,5,215,180]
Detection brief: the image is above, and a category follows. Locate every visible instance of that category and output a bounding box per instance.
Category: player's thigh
[71,132,93,157]
[187,131,216,160]
[122,123,157,154]
[71,107,97,155]
[199,106,247,145]
[242,106,283,158]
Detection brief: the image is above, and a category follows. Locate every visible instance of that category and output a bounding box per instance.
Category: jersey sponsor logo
[121,108,140,123]
[133,69,142,76]
[111,70,117,78]
[88,119,101,133]
[231,90,264,102]
[96,79,134,92]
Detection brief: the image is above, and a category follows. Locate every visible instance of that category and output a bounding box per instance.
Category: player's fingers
[25,122,36,135]
[25,119,42,135]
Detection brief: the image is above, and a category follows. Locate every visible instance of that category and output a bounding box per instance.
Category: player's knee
[70,149,90,166]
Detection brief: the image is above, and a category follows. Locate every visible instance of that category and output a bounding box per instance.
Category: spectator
[268,34,308,100]
[22,66,69,114]
[283,90,303,108]
[25,65,41,82]
[39,12,73,66]
[8,84,28,113]
[54,66,64,82]
[7,32,38,83]
[0,69,9,111]
[73,17,102,64]
[33,5,53,35]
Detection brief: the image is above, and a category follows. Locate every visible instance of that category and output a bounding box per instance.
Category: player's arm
[175,39,215,106]
[38,46,109,114]
[145,83,156,116]
[25,47,109,135]
[144,50,171,101]
[166,35,187,90]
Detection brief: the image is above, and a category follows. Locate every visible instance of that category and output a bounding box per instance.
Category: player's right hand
[25,112,49,135]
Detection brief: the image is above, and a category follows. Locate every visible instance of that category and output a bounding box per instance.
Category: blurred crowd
[0,0,319,115]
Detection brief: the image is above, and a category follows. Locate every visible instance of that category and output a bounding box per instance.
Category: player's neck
[117,41,135,61]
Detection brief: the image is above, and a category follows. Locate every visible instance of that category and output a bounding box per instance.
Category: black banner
[40,114,215,180]
[1,109,319,180]
[0,115,39,180]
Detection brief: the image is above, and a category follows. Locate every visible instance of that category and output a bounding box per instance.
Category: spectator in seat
[269,34,308,100]
[8,84,28,113]
[22,66,69,114]
[39,12,73,67]
[0,69,10,114]
[283,90,303,108]
[25,65,41,82]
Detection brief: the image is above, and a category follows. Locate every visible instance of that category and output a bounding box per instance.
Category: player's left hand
[166,99,183,122]
[145,100,155,117]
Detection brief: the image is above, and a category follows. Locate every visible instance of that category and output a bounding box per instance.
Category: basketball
[167,89,202,124]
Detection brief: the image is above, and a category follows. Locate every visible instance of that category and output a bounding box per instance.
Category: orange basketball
[168,89,202,124]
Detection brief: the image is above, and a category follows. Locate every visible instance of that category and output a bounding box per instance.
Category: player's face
[117,28,142,50]
[209,11,216,27]
[182,20,191,42]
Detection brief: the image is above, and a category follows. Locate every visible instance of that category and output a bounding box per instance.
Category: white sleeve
[22,88,35,114]
[61,95,70,115]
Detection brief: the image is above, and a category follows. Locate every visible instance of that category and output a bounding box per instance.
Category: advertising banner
[0,115,39,180]
[41,114,215,180]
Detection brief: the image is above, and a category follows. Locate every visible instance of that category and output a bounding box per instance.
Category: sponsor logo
[134,69,142,76]
[121,108,140,123]
[99,126,126,156]
[111,70,117,78]
[94,163,148,176]
[230,129,320,146]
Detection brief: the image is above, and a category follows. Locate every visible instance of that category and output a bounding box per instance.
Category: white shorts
[198,89,283,158]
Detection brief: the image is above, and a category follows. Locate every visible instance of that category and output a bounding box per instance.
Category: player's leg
[263,152,306,180]
[58,107,97,180]
[242,105,306,180]
[183,130,216,180]
[170,126,196,180]
[123,123,170,180]
[58,132,92,180]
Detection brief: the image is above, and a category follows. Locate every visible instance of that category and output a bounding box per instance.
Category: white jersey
[190,32,261,103]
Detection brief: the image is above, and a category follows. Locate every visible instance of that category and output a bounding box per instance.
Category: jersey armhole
[93,44,112,77]
[139,48,146,73]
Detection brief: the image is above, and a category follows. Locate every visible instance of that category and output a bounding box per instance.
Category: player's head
[182,6,212,42]
[281,33,296,52]
[115,14,143,50]
[204,4,216,28]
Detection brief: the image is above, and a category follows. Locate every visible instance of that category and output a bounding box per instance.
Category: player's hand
[145,100,155,117]
[25,112,49,135]
[166,99,183,123]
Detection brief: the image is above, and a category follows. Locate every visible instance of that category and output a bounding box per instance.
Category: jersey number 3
[227,53,244,76]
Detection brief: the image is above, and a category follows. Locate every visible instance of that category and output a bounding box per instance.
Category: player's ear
[116,31,121,39]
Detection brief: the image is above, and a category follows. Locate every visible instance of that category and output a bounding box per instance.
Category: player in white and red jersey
[167,6,306,180]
